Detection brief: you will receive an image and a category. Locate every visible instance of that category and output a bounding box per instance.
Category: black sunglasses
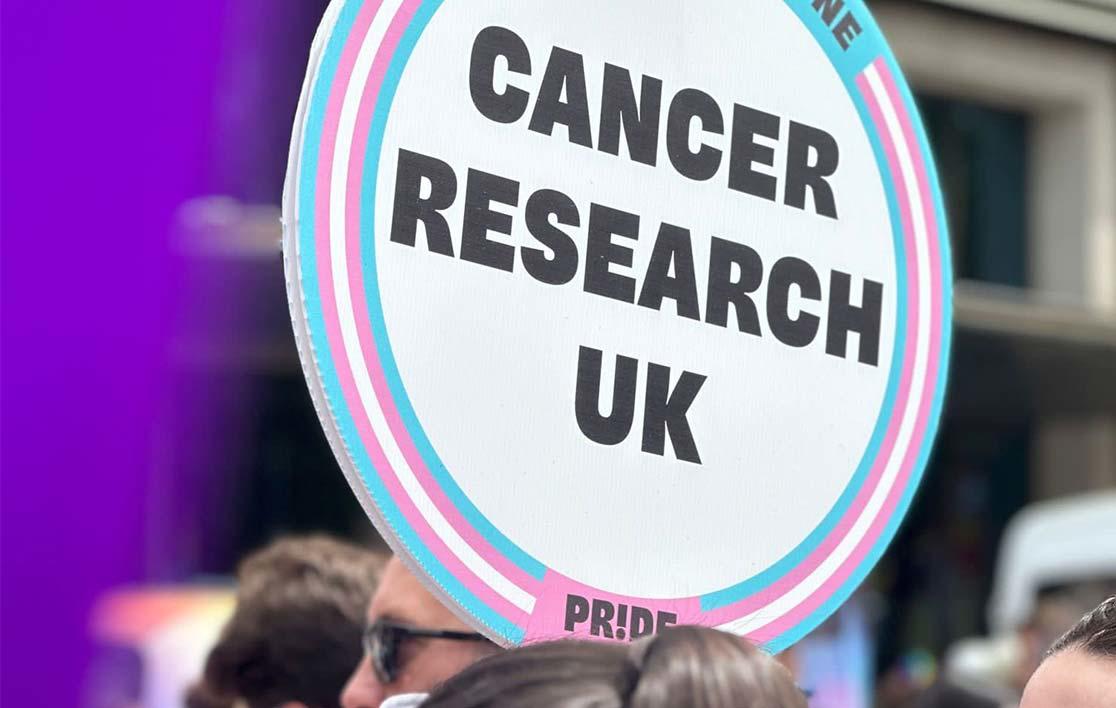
[363,618,487,684]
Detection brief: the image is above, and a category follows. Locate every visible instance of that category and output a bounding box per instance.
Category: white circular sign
[285,0,951,651]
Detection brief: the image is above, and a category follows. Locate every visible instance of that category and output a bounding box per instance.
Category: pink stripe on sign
[875,55,945,498]
[876,59,944,363]
[856,64,926,520]
[873,58,943,477]
[743,62,943,643]
[312,0,529,624]
[342,0,543,595]
[877,60,943,282]
[310,0,379,459]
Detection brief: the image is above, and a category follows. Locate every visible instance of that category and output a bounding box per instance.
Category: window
[917,94,1030,287]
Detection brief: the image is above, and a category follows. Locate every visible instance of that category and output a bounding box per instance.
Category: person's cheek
[391,644,431,695]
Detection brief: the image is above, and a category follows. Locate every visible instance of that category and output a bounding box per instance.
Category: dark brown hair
[420,625,807,708]
[1046,595,1116,658]
[196,535,384,708]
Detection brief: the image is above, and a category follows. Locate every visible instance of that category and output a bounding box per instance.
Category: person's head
[420,625,807,708]
[340,556,498,708]
[1020,595,1116,708]
[195,535,384,708]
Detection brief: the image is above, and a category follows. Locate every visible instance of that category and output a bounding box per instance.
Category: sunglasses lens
[366,623,398,684]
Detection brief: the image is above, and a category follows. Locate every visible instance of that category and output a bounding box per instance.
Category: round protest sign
[284,0,951,651]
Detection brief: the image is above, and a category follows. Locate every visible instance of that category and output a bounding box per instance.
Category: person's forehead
[1022,650,1116,708]
[367,558,470,630]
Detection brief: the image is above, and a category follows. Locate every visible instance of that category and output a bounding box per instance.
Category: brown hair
[420,625,807,708]
[1046,595,1116,659]
[196,535,384,708]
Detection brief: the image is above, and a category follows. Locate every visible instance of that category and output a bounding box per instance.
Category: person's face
[1019,649,1116,708]
[340,558,491,708]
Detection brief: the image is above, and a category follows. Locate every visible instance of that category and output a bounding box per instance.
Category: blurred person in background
[187,535,384,708]
[418,625,807,708]
[909,494,1116,708]
[909,592,1091,708]
[341,557,498,708]
[1019,595,1116,708]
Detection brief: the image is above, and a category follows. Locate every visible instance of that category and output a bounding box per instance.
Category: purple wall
[2,4,229,705]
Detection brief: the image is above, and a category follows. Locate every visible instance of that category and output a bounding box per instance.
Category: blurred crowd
[86,532,1115,708]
